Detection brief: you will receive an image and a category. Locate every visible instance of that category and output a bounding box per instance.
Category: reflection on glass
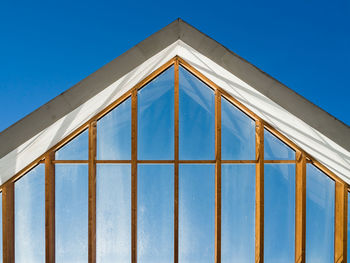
[56,164,88,263]
[15,164,45,263]
[96,164,131,263]
[0,193,2,263]
[264,164,295,262]
[55,130,88,160]
[138,66,174,160]
[221,97,255,160]
[306,164,334,262]
[222,165,255,263]
[264,129,295,160]
[97,98,131,160]
[179,164,215,262]
[179,66,215,160]
[138,165,174,262]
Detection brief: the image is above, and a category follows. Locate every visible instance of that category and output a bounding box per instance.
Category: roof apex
[1,18,349,159]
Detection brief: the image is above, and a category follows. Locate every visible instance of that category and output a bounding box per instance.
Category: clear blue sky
[0,0,349,132]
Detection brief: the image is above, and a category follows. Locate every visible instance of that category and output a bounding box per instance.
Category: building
[0,18,349,263]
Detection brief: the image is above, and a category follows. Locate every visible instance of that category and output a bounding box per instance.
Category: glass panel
[55,130,88,160]
[264,164,295,262]
[179,164,215,262]
[306,164,334,262]
[97,98,131,160]
[264,129,295,160]
[0,193,2,263]
[15,164,45,263]
[221,97,255,160]
[96,164,131,263]
[222,164,255,263]
[138,66,174,160]
[179,66,215,160]
[56,164,88,263]
[138,164,174,262]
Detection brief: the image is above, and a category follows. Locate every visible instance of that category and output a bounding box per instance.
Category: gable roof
[0,18,349,184]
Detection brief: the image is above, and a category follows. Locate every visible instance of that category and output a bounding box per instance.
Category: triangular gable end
[0,20,349,186]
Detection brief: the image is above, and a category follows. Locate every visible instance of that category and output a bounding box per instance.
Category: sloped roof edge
[1,18,349,159]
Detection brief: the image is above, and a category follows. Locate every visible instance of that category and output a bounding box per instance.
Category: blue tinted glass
[179,66,215,160]
[96,164,131,263]
[55,130,88,160]
[138,66,174,160]
[222,164,255,263]
[138,164,174,262]
[306,164,334,262]
[264,129,295,160]
[15,164,45,263]
[221,97,255,160]
[264,164,295,262]
[179,164,215,262]
[56,164,88,263]
[97,98,131,160]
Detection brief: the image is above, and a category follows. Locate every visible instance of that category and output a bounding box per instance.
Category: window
[15,164,45,263]
[306,164,334,262]
[5,58,343,262]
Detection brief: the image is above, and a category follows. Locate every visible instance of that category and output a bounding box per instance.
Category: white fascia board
[0,40,349,184]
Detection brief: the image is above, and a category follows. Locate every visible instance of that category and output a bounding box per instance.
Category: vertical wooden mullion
[335,181,347,263]
[255,119,264,263]
[45,152,55,263]
[88,121,97,263]
[295,151,306,263]
[131,89,138,263]
[215,89,222,263]
[3,182,14,263]
[174,59,179,263]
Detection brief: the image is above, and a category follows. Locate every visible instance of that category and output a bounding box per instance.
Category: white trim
[0,40,349,184]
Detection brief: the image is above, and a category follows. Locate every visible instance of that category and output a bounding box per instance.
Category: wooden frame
[1,56,348,263]
[45,152,55,263]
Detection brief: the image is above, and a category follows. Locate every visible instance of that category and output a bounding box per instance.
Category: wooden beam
[45,152,55,263]
[255,119,264,263]
[131,89,138,263]
[295,151,306,263]
[215,89,222,263]
[3,182,14,263]
[88,121,97,263]
[335,181,347,263]
[174,58,179,263]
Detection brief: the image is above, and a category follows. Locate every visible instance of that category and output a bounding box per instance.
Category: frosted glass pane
[179,66,215,160]
[264,164,295,262]
[264,129,295,160]
[222,165,255,263]
[138,66,174,160]
[96,164,131,263]
[138,165,174,262]
[0,193,2,263]
[56,164,88,263]
[179,164,215,262]
[55,130,88,160]
[221,97,255,160]
[97,98,131,160]
[15,164,45,263]
[306,164,334,262]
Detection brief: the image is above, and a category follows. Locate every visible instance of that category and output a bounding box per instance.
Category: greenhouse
[0,19,349,263]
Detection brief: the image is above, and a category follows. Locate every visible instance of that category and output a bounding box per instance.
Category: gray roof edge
[177,19,350,151]
[0,18,181,158]
[1,18,349,159]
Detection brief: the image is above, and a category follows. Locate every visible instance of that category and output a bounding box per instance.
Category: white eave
[0,19,349,184]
